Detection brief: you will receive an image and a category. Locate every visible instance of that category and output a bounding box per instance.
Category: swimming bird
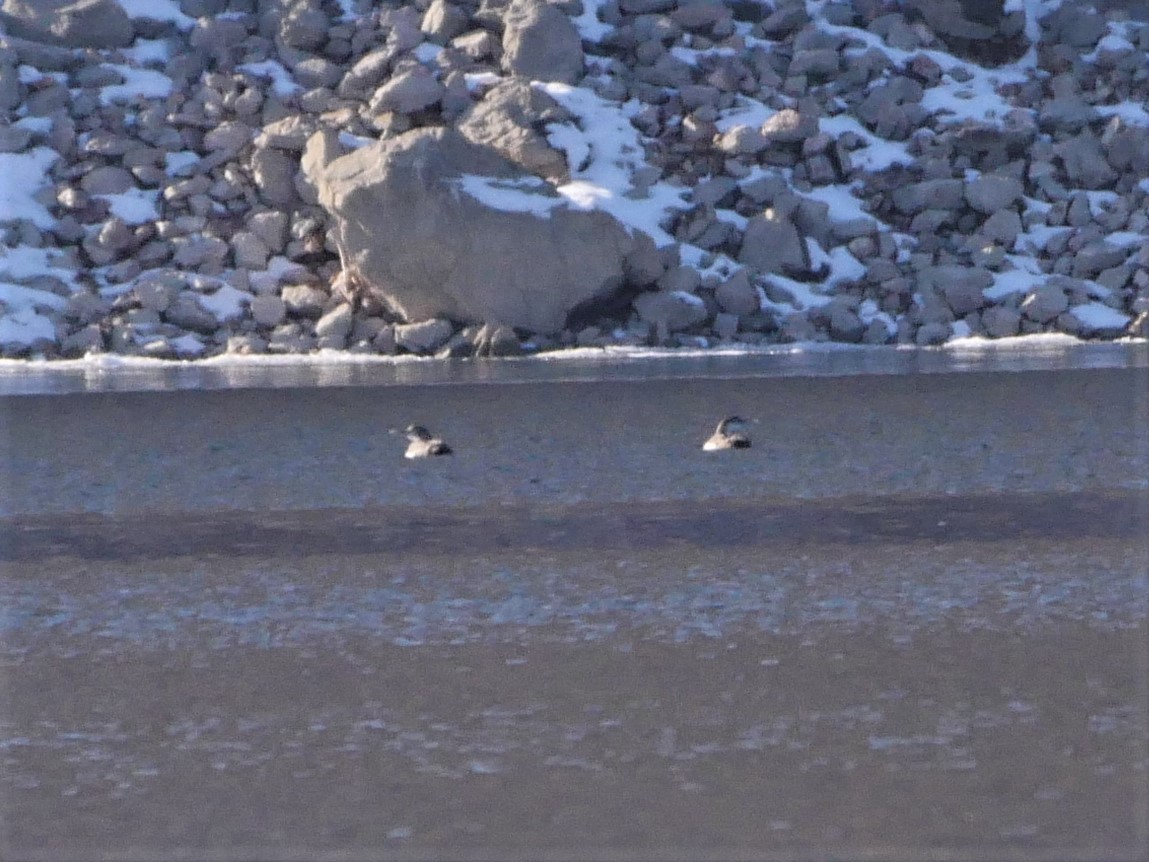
[402,424,452,458]
[703,416,752,451]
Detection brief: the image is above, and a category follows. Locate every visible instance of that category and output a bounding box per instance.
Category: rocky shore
[1,0,1147,360]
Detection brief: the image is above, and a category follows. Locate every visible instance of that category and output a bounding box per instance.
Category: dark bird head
[405,424,434,442]
[717,416,747,434]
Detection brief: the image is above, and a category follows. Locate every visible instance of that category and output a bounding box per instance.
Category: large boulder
[310,127,645,334]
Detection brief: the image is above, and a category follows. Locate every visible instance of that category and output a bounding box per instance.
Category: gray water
[1,340,1145,396]
[2,499,1147,860]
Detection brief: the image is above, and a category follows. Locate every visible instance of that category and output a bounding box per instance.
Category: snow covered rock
[310,126,644,334]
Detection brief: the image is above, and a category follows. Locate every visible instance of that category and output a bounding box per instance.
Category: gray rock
[248,211,290,254]
[451,29,498,60]
[918,265,992,316]
[297,129,347,206]
[163,293,220,333]
[0,122,30,154]
[268,323,316,353]
[915,321,950,346]
[634,290,709,332]
[0,61,22,114]
[1072,242,1130,280]
[278,3,328,51]
[293,57,344,90]
[251,146,300,207]
[892,179,964,215]
[281,284,328,319]
[501,0,584,84]
[204,121,256,155]
[657,265,702,294]
[714,270,759,315]
[982,304,1021,338]
[189,17,249,61]
[981,209,1022,246]
[1105,125,1149,174]
[315,302,354,345]
[171,236,229,269]
[395,318,455,353]
[456,79,573,182]
[759,2,808,37]
[421,0,469,44]
[1039,96,1098,133]
[226,333,268,354]
[368,64,445,115]
[59,323,104,357]
[0,0,133,48]
[79,165,135,195]
[714,125,769,156]
[738,210,808,275]
[232,232,271,270]
[1055,132,1118,190]
[473,323,523,357]
[789,48,839,78]
[1020,284,1069,323]
[310,127,645,333]
[964,173,1023,214]
[250,294,287,327]
[828,304,864,342]
[760,107,818,144]
[712,311,739,339]
[338,48,394,99]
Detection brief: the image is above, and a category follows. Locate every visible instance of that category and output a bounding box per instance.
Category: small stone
[738,210,807,275]
[964,174,1023,214]
[828,304,864,342]
[915,321,950,345]
[232,232,271,270]
[712,311,739,339]
[714,270,759,315]
[251,147,300,207]
[1072,242,1131,280]
[634,290,709,332]
[1020,285,1069,323]
[394,318,455,353]
[280,284,328,318]
[163,293,220,333]
[982,304,1021,338]
[369,65,445,115]
[981,210,1022,246]
[891,179,964,215]
[760,107,818,144]
[421,0,469,44]
[250,294,287,327]
[315,303,354,340]
[714,124,768,155]
[59,324,104,357]
[79,165,135,195]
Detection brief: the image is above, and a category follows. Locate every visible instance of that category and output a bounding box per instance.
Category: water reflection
[1,339,1145,396]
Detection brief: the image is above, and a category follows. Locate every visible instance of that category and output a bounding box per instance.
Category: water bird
[402,424,452,458]
[703,416,752,451]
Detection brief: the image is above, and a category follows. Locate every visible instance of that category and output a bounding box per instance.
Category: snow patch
[0,147,59,230]
[236,61,302,98]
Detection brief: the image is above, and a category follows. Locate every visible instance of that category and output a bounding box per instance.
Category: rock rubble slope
[0,0,1147,359]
